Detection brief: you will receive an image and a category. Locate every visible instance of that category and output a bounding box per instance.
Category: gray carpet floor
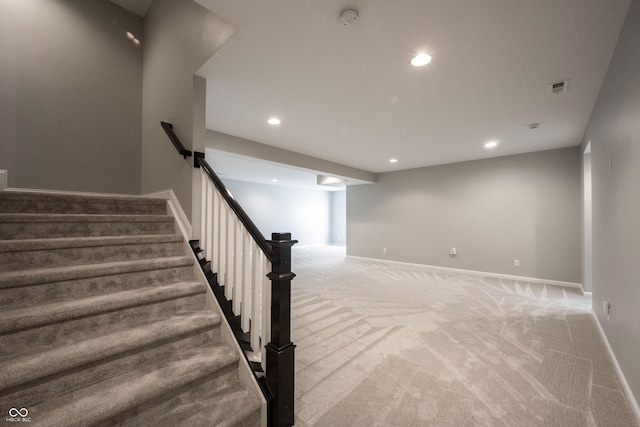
[290,246,638,427]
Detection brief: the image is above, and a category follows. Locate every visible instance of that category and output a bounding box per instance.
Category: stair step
[112,375,262,427]
[0,312,222,409]
[0,213,175,240]
[29,346,241,427]
[0,256,195,311]
[0,255,194,289]
[0,282,205,334]
[0,282,207,358]
[0,234,185,272]
[0,191,167,215]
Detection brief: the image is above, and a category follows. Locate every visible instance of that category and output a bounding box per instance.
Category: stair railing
[161,121,193,159]
[162,123,296,427]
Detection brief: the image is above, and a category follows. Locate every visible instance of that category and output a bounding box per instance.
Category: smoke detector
[340,9,359,27]
[549,79,569,94]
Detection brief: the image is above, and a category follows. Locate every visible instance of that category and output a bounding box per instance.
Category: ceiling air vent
[549,79,569,94]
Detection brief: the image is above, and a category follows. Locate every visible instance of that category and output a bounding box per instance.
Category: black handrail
[196,156,274,263]
[161,121,192,159]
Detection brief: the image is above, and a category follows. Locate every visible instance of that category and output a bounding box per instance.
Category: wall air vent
[549,79,569,94]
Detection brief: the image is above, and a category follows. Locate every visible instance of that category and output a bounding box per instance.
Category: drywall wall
[582,0,640,408]
[347,147,581,283]
[221,179,331,246]
[331,191,347,245]
[141,0,234,220]
[0,0,143,193]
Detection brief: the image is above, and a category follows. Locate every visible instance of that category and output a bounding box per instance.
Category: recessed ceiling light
[484,141,498,149]
[267,117,281,125]
[411,53,432,67]
[389,158,398,163]
[272,179,278,182]
[126,32,135,40]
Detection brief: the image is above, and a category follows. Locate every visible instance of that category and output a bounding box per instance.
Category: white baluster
[226,207,235,303]
[241,229,252,332]
[218,198,227,286]
[212,188,221,274]
[200,171,208,257]
[205,180,214,261]
[213,188,223,276]
[262,256,272,372]
[251,245,263,357]
[233,217,243,315]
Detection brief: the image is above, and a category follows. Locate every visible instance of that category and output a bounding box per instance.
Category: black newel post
[266,232,298,427]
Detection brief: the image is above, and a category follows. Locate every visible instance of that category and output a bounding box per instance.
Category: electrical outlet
[604,301,611,320]
[514,259,520,267]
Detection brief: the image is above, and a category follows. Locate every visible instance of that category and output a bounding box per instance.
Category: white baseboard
[591,312,640,425]
[347,255,584,292]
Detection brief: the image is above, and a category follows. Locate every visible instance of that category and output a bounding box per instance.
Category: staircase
[0,190,261,426]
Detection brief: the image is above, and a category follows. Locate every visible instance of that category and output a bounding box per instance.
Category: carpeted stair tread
[0,213,176,240]
[0,311,221,391]
[31,346,240,427]
[146,381,262,427]
[0,234,183,252]
[0,191,166,215]
[0,234,185,273]
[0,213,174,223]
[0,256,194,289]
[0,282,205,333]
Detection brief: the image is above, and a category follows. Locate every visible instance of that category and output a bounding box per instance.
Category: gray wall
[348,147,581,283]
[582,148,593,292]
[141,0,234,220]
[222,179,332,246]
[0,0,143,193]
[582,0,640,406]
[331,191,346,245]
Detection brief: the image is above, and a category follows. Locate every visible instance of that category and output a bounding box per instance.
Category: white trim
[347,255,584,291]
[144,189,192,240]
[591,312,640,425]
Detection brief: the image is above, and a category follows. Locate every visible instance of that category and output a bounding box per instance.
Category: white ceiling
[195,0,630,174]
